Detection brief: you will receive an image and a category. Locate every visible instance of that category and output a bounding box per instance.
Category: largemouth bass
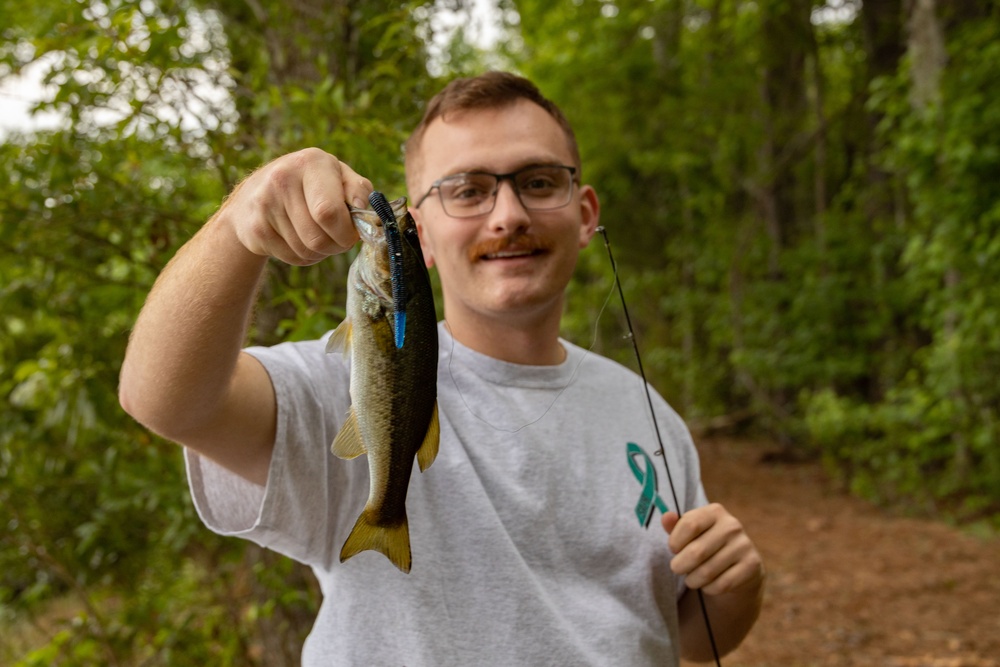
[326,194,439,574]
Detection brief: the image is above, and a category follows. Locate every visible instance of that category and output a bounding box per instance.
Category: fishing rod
[597,225,723,667]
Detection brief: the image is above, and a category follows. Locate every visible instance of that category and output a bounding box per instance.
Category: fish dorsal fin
[331,408,366,459]
[326,318,353,355]
[416,403,440,472]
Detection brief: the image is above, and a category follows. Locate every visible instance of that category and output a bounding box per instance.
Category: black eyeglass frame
[412,165,578,218]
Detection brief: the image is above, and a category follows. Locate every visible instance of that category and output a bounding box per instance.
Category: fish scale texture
[331,204,437,572]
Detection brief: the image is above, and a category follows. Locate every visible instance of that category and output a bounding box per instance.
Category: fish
[326,193,439,574]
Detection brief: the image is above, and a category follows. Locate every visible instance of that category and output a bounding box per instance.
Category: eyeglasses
[413,165,577,218]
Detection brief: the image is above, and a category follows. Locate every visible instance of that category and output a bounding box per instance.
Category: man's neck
[444,308,566,366]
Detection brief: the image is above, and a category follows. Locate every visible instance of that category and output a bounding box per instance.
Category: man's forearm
[120,149,368,485]
[119,208,268,440]
[678,572,765,662]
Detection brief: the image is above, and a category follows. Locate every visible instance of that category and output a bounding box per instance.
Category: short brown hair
[404,71,581,195]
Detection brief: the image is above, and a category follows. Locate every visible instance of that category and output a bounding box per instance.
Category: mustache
[467,233,554,262]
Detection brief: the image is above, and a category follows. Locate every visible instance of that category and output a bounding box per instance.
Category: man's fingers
[230,148,375,264]
[669,522,727,576]
[664,503,765,596]
[299,155,367,252]
[336,160,375,210]
[679,539,749,594]
[665,503,726,554]
[270,206,334,266]
[661,511,680,536]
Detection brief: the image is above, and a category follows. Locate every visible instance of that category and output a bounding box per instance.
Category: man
[120,71,764,665]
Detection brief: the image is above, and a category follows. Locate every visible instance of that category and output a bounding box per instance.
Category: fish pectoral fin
[340,511,412,574]
[416,403,440,473]
[331,408,366,459]
[326,317,353,355]
[371,315,397,356]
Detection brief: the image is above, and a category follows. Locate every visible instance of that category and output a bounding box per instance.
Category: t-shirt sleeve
[185,336,359,569]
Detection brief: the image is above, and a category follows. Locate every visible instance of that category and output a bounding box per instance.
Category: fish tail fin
[339,511,412,574]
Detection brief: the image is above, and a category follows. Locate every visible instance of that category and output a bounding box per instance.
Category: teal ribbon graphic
[627,442,669,528]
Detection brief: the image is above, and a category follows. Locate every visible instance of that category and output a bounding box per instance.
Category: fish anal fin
[326,318,353,355]
[416,403,440,473]
[339,510,412,574]
[331,408,366,459]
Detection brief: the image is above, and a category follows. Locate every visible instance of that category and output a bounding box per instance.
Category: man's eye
[445,180,491,201]
[521,177,556,191]
[456,186,483,199]
[519,173,560,192]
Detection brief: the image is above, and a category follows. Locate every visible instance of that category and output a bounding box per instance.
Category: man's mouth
[470,236,552,262]
[482,248,541,260]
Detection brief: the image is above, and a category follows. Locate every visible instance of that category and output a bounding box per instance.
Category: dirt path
[684,437,1000,667]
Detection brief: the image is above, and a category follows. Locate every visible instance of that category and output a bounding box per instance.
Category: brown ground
[684,437,1000,667]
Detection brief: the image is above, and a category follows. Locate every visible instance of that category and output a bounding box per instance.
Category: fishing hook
[597,225,723,667]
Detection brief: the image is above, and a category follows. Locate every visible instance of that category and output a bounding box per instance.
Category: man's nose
[488,179,530,232]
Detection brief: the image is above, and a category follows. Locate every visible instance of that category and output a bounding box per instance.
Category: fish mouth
[349,196,411,244]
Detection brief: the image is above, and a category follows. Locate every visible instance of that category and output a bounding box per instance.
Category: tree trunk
[907,0,947,109]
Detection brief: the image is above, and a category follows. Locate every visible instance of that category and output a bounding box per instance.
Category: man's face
[409,99,600,330]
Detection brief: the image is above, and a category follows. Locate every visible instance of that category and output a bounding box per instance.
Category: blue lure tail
[369,191,407,349]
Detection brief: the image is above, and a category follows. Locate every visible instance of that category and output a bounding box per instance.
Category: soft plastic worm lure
[369,191,407,349]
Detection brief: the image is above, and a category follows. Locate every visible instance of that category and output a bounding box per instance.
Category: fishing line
[444,260,617,434]
[442,222,724,661]
[597,225,723,667]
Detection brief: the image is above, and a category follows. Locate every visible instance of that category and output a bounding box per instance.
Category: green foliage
[512,0,1000,517]
[804,11,1000,518]
[1,0,450,662]
[4,0,1000,661]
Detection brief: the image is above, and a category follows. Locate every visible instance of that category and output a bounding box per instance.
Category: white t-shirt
[186,322,708,666]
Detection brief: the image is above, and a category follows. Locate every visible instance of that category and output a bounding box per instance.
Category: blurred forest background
[2,0,998,663]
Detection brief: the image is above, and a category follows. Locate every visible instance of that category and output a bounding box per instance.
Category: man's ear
[577,184,601,248]
[410,207,436,268]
